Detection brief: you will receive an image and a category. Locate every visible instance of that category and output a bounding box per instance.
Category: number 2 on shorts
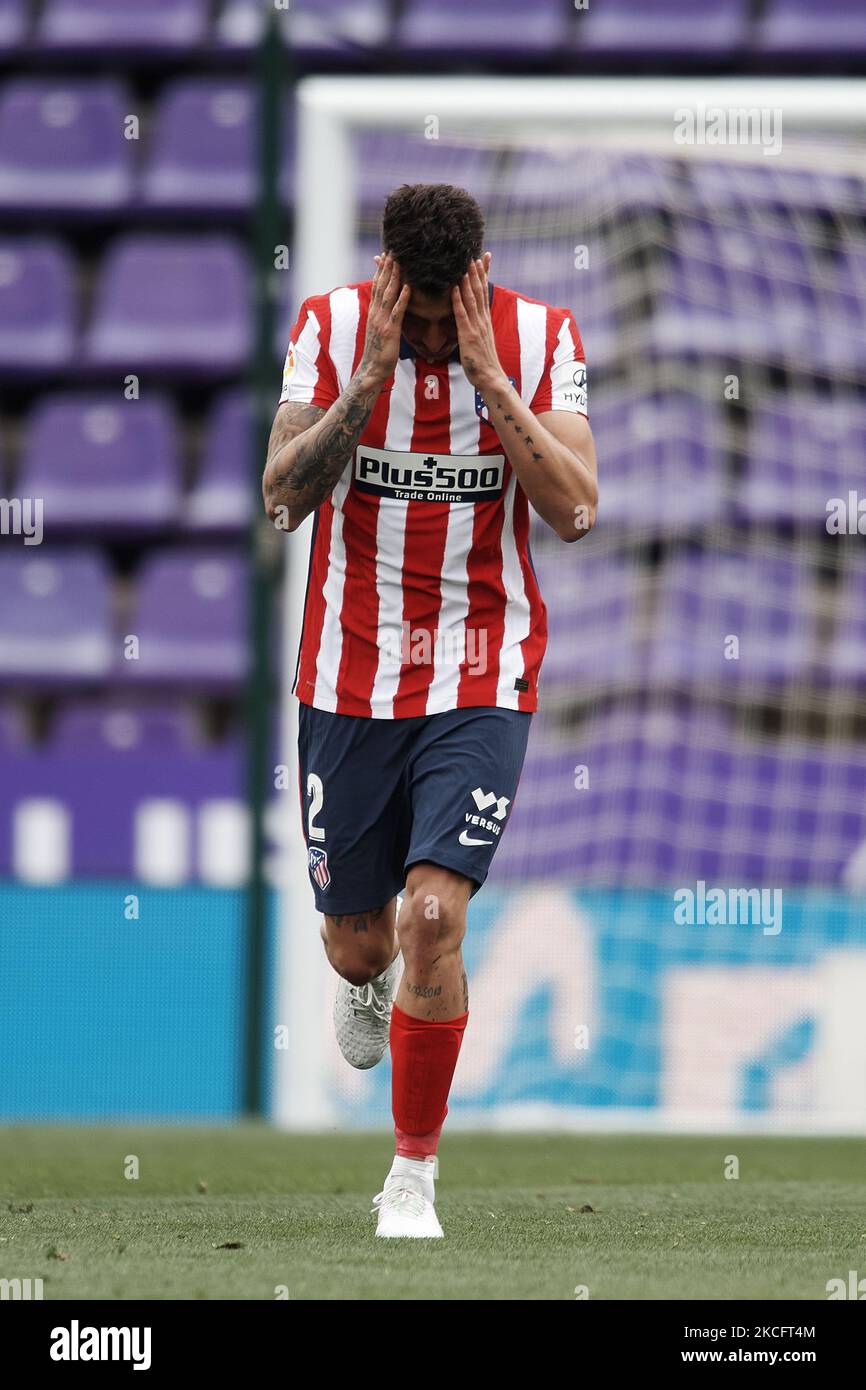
[307,773,325,842]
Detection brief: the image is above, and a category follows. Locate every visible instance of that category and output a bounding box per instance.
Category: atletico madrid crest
[308,846,331,890]
[475,378,516,423]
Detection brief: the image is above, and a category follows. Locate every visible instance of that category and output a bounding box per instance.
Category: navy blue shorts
[297,703,531,914]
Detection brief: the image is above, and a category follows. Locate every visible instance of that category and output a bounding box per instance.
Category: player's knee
[398,868,469,965]
[321,923,394,986]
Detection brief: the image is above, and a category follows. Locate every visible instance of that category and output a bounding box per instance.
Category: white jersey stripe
[309,289,360,711]
[313,474,350,712]
[495,473,531,709]
[369,358,416,716]
[489,301,545,707]
[327,286,361,391]
[550,313,587,412]
[424,363,482,714]
[282,308,324,404]
[516,297,548,406]
[447,360,483,455]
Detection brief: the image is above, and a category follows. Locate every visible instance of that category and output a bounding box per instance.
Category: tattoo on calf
[406,983,443,999]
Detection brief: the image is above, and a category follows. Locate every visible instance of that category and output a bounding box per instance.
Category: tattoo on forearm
[264,368,382,521]
[487,389,547,467]
[461,969,469,1013]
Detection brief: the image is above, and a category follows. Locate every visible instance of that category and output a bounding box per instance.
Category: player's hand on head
[452,257,506,395]
[360,251,410,386]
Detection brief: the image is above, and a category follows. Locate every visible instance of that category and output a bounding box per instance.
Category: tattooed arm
[263,252,410,531]
[452,258,598,542]
[263,384,376,532]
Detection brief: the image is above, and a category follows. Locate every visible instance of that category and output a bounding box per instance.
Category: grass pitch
[1,1127,863,1300]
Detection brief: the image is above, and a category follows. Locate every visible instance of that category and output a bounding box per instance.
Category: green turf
[0,1127,863,1300]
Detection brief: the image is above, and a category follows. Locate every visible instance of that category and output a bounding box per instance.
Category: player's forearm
[482,376,598,542]
[263,368,384,530]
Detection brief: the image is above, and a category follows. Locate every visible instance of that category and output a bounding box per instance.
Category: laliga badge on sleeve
[282,343,296,396]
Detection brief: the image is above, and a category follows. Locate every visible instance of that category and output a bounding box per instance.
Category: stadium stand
[0,2,864,897]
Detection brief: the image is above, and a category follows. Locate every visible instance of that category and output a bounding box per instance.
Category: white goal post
[273,76,866,1132]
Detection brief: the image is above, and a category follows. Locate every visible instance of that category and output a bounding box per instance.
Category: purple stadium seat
[533,552,648,698]
[0,701,27,747]
[0,739,244,879]
[650,551,816,690]
[40,0,208,51]
[354,133,499,213]
[142,81,255,213]
[396,0,565,56]
[503,150,682,216]
[834,243,866,329]
[589,395,725,537]
[85,236,251,375]
[285,0,389,59]
[756,0,866,58]
[216,0,263,49]
[49,700,200,752]
[739,397,866,527]
[187,392,253,533]
[576,0,749,61]
[0,80,132,215]
[19,393,181,535]
[492,703,866,891]
[491,706,738,887]
[216,0,392,57]
[0,550,112,684]
[488,236,618,368]
[0,238,76,372]
[651,218,865,370]
[121,550,248,688]
[0,0,26,49]
[823,557,866,688]
[688,161,866,221]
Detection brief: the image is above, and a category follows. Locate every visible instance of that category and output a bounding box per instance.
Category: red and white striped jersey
[279,279,587,720]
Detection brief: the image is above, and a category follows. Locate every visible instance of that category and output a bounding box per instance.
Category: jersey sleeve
[279,297,340,410]
[530,308,588,418]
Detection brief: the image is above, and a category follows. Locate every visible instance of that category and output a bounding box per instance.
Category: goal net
[273,78,866,1133]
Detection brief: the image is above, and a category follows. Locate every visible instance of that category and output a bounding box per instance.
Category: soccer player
[263,184,597,1238]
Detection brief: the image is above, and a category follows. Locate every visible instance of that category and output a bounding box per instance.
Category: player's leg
[297,703,411,1069]
[373,706,531,1238]
[397,862,471,1020]
[321,900,405,1071]
[320,901,397,987]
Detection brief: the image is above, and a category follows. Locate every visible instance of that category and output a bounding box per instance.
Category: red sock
[390,1003,468,1159]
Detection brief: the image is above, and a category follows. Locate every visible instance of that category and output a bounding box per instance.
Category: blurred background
[0,0,865,1134]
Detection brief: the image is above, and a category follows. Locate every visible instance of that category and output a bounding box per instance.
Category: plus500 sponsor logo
[354,448,505,503]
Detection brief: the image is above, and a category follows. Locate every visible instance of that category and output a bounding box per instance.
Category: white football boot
[333,950,402,1070]
[372,1156,443,1239]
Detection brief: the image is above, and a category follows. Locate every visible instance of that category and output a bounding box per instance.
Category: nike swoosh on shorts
[459,829,493,847]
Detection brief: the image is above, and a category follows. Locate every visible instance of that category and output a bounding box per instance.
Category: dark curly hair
[382,184,485,296]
